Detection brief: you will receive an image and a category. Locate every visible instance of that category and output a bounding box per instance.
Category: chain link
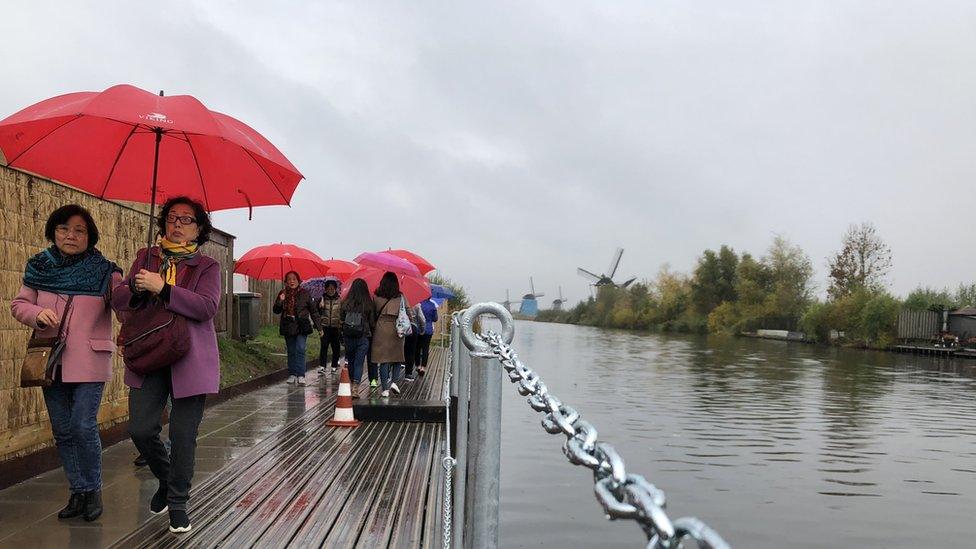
[481,331,731,549]
[441,321,457,548]
[442,456,455,548]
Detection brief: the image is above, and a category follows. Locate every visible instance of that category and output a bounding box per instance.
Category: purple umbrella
[353,252,421,277]
[301,276,341,300]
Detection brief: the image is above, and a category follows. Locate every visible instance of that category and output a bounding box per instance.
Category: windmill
[519,277,545,317]
[502,289,519,313]
[552,286,567,311]
[578,247,637,289]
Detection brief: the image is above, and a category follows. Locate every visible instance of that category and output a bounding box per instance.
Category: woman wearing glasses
[11,205,122,523]
[112,196,220,534]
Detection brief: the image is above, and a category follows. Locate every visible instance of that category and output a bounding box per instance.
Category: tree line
[536,222,971,348]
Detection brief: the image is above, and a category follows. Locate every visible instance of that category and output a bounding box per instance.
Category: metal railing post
[458,303,515,549]
[463,349,503,549]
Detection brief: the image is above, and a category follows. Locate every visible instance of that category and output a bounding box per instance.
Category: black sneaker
[150,485,168,514]
[169,509,191,533]
[134,453,148,467]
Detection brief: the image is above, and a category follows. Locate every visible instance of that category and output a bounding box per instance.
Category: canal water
[498,321,976,548]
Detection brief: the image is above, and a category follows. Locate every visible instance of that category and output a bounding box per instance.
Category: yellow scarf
[159,238,199,286]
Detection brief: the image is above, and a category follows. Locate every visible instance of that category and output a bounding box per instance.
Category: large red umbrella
[353,252,421,277]
[0,84,304,251]
[235,244,330,281]
[342,266,432,305]
[383,249,435,275]
[320,259,359,282]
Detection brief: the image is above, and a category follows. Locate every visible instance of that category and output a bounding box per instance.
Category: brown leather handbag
[20,295,74,388]
[119,297,190,375]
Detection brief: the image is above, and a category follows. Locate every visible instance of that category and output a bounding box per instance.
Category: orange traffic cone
[327,366,360,427]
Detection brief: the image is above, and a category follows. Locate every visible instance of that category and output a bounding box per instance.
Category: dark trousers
[367,337,378,382]
[319,327,341,368]
[42,373,105,493]
[343,335,368,383]
[404,333,418,377]
[418,334,433,368]
[128,368,207,512]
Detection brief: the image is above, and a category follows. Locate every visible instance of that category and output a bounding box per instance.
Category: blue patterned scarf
[23,246,121,296]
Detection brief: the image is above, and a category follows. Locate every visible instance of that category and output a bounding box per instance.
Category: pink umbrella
[383,249,435,275]
[342,266,432,305]
[353,252,421,277]
[235,243,330,281]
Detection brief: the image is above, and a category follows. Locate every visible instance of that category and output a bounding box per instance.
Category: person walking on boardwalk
[372,272,407,397]
[11,205,122,523]
[418,297,439,376]
[403,303,425,381]
[112,196,221,534]
[274,271,322,386]
[317,279,342,375]
[340,278,375,398]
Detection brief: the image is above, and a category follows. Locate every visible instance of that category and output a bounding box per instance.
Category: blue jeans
[42,376,105,493]
[284,334,308,376]
[343,336,369,383]
[379,362,404,391]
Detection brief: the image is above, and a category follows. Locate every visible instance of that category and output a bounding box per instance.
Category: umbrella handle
[144,128,163,270]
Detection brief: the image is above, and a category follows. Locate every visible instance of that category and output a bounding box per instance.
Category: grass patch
[217,324,322,389]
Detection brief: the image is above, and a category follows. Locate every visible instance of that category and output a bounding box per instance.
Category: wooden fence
[897,309,940,340]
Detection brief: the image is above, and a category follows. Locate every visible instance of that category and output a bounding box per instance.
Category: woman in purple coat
[112,196,220,534]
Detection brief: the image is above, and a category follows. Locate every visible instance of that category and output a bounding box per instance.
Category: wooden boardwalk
[111,347,448,548]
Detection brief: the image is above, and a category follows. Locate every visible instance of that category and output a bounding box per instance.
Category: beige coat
[371,295,405,363]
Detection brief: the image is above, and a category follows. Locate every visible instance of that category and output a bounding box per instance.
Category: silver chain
[441,329,456,548]
[481,331,731,549]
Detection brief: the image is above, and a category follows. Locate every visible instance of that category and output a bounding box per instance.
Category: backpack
[343,310,367,338]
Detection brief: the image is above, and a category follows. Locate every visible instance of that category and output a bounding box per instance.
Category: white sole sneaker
[381,390,390,397]
[286,376,296,384]
[169,524,192,533]
[151,505,168,515]
[390,383,401,395]
[298,377,306,386]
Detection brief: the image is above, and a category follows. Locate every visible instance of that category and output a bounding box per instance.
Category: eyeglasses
[165,215,197,226]
[55,225,88,238]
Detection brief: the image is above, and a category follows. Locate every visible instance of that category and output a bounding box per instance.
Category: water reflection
[500,321,976,548]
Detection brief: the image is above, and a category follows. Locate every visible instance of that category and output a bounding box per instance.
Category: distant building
[948,307,976,341]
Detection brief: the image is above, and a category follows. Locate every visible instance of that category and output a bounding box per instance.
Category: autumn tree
[827,222,892,299]
[690,245,739,314]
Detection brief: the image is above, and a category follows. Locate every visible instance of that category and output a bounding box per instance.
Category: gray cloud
[2,1,975,306]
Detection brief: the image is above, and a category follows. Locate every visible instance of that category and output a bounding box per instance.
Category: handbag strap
[56,295,74,340]
[31,294,74,339]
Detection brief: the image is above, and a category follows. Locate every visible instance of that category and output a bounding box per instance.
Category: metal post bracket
[460,302,515,354]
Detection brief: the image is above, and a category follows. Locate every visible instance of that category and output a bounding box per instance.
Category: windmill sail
[607,248,624,279]
[577,267,602,283]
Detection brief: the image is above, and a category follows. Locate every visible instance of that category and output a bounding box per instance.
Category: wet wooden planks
[110,347,448,548]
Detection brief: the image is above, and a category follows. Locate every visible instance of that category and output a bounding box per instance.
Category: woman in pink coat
[10,205,122,523]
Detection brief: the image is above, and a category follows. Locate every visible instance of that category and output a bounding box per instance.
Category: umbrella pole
[144,127,162,269]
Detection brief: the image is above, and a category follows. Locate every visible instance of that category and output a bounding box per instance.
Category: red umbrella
[342,266,432,305]
[383,249,435,275]
[0,84,303,251]
[320,259,359,282]
[235,244,330,281]
[353,252,421,277]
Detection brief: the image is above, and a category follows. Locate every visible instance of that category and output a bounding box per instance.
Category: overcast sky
[2,1,974,306]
